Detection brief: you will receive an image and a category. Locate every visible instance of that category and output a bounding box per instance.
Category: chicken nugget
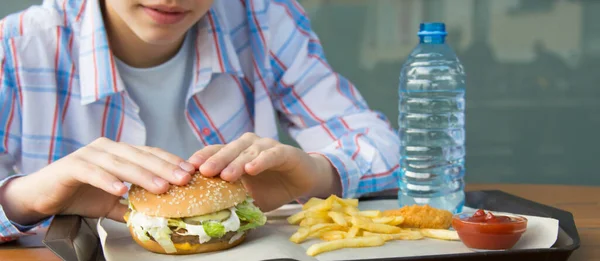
[382,205,452,229]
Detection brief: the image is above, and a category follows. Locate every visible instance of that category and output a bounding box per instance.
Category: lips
[142,5,189,25]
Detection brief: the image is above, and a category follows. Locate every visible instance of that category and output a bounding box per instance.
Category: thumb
[239,177,266,211]
[106,201,128,223]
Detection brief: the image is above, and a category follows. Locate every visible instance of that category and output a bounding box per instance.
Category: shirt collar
[77,1,243,105]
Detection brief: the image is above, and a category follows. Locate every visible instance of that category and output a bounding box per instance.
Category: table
[0,184,598,261]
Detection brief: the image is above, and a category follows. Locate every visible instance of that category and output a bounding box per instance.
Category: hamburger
[123,173,267,255]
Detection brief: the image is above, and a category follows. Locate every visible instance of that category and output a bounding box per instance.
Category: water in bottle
[397,22,466,214]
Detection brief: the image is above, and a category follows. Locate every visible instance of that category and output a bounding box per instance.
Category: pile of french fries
[287,195,459,256]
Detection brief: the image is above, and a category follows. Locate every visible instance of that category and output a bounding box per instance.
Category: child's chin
[137,29,188,46]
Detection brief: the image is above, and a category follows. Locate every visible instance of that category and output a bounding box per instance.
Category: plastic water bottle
[397,22,466,214]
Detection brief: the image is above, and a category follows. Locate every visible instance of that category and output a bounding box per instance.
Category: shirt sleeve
[0,41,45,244]
[267,0,401,199]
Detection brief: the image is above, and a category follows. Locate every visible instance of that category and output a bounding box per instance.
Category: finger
[71,156,128,197]
[220,138,278,181]
[187,145,224,168]
[106,201,128,223]
[79,146,170,194]
[133,146,194,185]
[89,138,190,186]
[200,133,259,176]
[220,145,263,182]
[244,146,289,175]
[136,145,195,172]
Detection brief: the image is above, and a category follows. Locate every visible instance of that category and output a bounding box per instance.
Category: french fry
[388,216,405,226]
[302,198,325,210]
[320,230,347,241]
[328,211,348,226]
[343,205,360,216]
[350,215,373,227]
[300,217,332,227]
[355,222,402,234]
[344,215,352,224]
[347,225,360,238]
[306,236,385,256]
[321,233,345,241]
[359,210,381,218]
[308,224,346,239]
[306,211,331,220]
[322,230,347,237]
[309,229,332,238]
[362,231,424,241]
[309,223,344,233]
[287,210,305,225]
[372,216,395,224]
[419,229,460,241]
[308,196,336,212]
[290,227,310,243]
[331,202,343,212]
[335,197,359,207]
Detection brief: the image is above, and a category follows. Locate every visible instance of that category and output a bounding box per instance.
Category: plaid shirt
[0,0,400,243]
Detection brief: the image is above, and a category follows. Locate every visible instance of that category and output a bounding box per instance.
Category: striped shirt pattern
[0,0,401,243]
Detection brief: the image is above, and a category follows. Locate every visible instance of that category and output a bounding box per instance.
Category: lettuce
[147,226,176,253]
[235,199,267,232]
[133,226,150,241]
[167,218,187,231]
[203,221,226,238]
[238,221,263,231]
[126,202,135,227]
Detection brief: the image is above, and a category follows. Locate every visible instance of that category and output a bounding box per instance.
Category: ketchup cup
[452,209,528,251]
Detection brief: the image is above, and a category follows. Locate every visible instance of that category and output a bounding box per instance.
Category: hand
[188,133,341,212]
[0,137,196,226]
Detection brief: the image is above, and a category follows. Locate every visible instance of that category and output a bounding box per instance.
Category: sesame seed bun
[128,172,248,218]
[129,225,247,255]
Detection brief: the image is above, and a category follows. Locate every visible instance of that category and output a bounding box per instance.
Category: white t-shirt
[114,32,201,159]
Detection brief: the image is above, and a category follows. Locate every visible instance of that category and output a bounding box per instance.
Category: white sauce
[129,210,168,228]
[182,224,212,243]
[222,208,241,233]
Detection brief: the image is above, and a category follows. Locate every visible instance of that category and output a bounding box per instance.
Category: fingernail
[189,155,205,165]
[202,161,216,171]
[179,162,195,172]
[246,162,256,168]
[222,166,233,175]
[153,177,168,188]
[113,182,126,192]
[173,169,189,180]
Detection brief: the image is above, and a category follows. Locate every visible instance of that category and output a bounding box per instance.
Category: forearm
[0,175,46,226]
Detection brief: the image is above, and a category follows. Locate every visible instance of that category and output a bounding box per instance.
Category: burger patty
[170,229,239,244]
[146,223,248,245]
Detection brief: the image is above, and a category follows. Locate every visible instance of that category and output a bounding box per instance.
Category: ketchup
[452,209,527,250]
[464,209,514,224]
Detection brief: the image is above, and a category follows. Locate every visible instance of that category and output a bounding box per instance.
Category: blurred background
[2,0,598,186]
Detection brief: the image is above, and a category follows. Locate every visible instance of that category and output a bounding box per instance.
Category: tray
[352,190,580,261]
[42,190,580,261]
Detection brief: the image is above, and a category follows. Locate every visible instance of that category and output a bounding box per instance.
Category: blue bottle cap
[417,22,448,37]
